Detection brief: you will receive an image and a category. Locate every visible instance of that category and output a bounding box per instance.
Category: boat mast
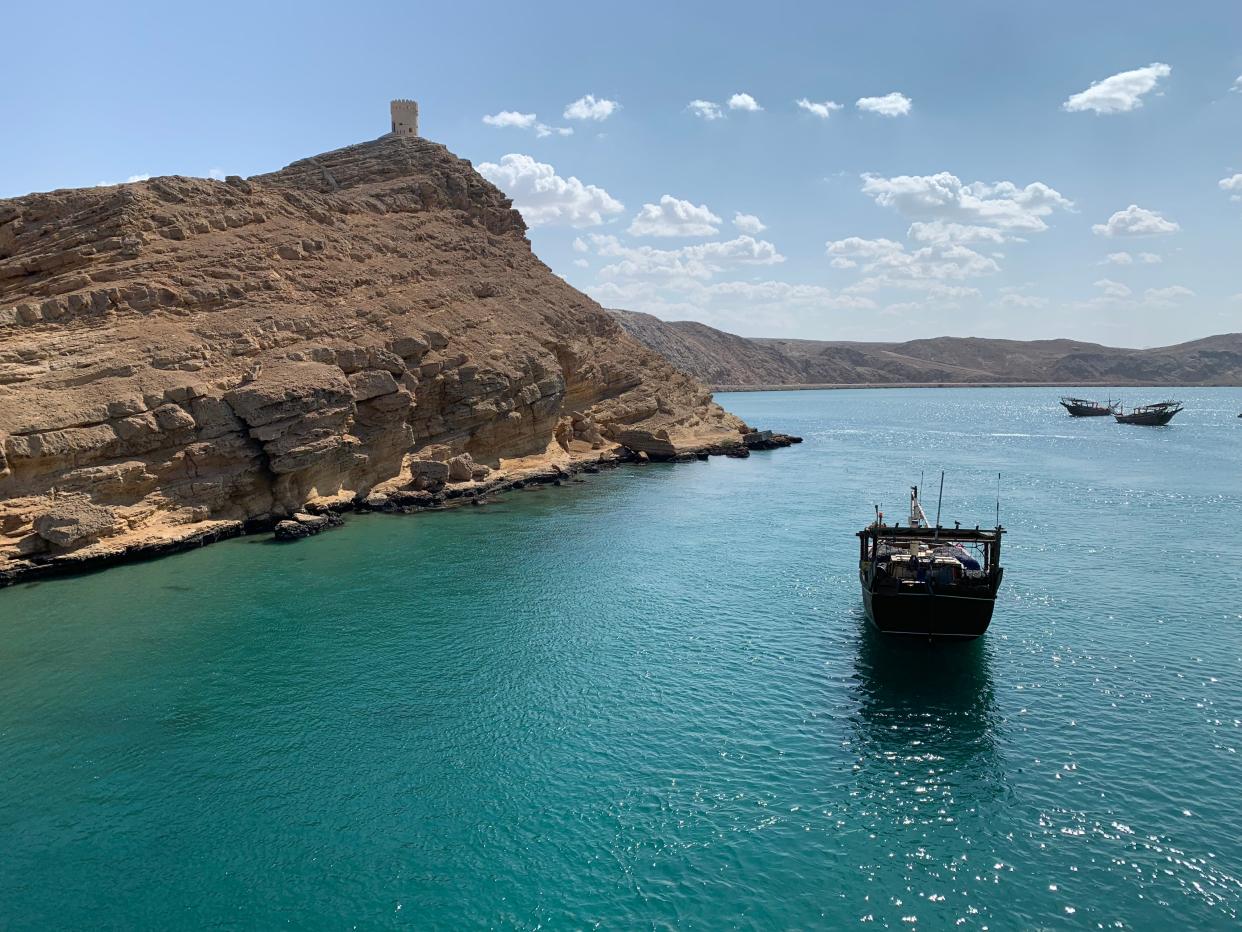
[933,471,945,540]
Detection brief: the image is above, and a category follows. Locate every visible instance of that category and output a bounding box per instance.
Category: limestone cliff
[0,134,751,581]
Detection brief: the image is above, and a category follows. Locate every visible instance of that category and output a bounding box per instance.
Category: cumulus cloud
[478,154,623,227]
[859,172,1073,240]
[564,95,619,121]
[688,99,724,121]
[572,237,589,253]
[1106,251,1163,264]
[207,168,226,181]
[796,98,843,119]
[856,93,912,117]
[1094,278,1133,299]
[1219,174,1242,201]
[728,92,762,111]
[1062,63,1171,114]
[483,110,572,137]
[1233,76,1242,94]
[627,195,722,237]
[733,212,766,234]
[483,110,538,129]
[826,237,999,295]
[907,222,1009,246]
[1092,204,1180,237]
[588,233,784,281]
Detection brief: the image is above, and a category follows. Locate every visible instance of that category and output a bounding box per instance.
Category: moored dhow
[1114,400,1183,425]
[857,481,1005,640]
[1060,396,1119,417]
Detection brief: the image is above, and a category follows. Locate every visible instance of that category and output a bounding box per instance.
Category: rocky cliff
[0,135,754,582]
[612,311,1242,387]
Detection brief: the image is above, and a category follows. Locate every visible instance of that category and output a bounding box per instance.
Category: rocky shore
[0,430,800,587]
[0,130,795,588]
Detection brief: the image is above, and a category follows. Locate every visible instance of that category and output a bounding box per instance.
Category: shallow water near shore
[2,387,1240,930]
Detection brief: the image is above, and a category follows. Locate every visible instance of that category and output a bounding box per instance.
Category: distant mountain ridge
[610,310,1242,388]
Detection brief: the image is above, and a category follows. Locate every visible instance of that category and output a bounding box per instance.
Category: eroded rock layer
[0,135,748,579]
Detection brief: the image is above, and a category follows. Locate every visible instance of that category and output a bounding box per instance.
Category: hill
[0,131,752,581]
[611,311,1242,388]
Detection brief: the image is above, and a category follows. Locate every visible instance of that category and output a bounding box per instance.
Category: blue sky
[4,1,1240,346]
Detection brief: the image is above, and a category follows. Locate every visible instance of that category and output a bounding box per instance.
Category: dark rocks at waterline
[273,512,343,542]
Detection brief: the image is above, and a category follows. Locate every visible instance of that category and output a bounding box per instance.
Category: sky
[3,1,1241,347]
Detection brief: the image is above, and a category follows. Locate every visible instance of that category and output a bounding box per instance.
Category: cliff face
[611,311,1242,387]
[0,135,747,578]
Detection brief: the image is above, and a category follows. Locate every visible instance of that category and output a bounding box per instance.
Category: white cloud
[573,258,589,269]
[1143,285,1194,307]
[207,168,226,181]
[830,257,857,270]
[1092,204,1180,237]
[728,93,762,112]
[572,237,589,253]
[907,222,1009,246]
[826,237,1000,292]
[1062,63,1171,114]
[483,110,571,137]
[1094,278,1133,299]
[796,98,843,119]
[859,172,1073,239]
[478,154,623,227]
[563,95,619,121]
[588,233,784,281]
[95,173,151,187]
[732,212,766,235]
[1233,76,1242,94]
[1104,251,1134,265]
[1139,252,1162,264]
[1219,174,1242,201]
[627,195,722,237]
[688,99,724,121]
[483,110,538,129]
[856,92,912,117]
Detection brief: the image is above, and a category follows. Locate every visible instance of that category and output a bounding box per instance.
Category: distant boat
[856,479,1005,640]
[1114,400,1183,426]
[1059,396,1118,417]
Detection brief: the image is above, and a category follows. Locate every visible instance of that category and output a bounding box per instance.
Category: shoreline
[711,381,1242,392]
[0,432,800,591]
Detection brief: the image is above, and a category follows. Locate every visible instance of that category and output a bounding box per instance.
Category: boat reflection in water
[841,623,1011,923]
[846,620,1008,823]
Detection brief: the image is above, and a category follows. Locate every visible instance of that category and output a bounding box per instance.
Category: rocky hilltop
[612,310,1242,387]
[0,134,768,584]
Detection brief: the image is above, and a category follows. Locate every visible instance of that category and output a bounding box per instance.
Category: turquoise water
[2,387,1240,930]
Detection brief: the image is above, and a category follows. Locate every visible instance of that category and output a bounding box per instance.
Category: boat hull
[860,573,1000,639]
[1060,403,1112,417]
[1115,411,1179,425]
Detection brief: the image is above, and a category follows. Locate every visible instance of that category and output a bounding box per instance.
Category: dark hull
[861,571,1001,639]
[1060,402,1112,417]
[1115,411,1178,425]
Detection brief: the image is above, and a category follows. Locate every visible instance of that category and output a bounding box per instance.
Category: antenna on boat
[933,471,944,540]
[995,472,1001,529]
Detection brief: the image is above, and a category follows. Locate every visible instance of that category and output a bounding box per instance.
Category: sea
[1,387,1239,930]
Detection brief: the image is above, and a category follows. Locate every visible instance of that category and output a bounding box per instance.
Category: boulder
[615,428,677,460]
[447,453,477,482]
[33,501,120,548]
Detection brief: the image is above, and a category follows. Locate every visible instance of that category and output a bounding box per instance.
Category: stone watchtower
[390,99,419,136]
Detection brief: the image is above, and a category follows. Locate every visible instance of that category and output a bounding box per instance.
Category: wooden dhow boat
[1114,400,1182,426]
[1060,396,1119,417]
[857,478,1005,640]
